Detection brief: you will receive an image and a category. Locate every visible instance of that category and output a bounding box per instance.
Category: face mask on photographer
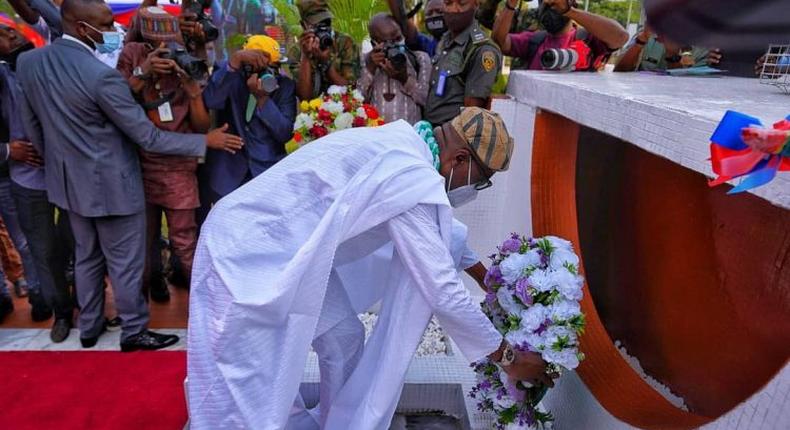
[538,3,571,35]
[443,7,476,34]
[80,21,122,54]
[425,15,447,39]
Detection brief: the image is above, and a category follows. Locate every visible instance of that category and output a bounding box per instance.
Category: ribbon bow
[709,110,790,194]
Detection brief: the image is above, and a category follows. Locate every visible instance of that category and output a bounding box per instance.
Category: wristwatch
[495,343,516,367]
[133,66,150,80]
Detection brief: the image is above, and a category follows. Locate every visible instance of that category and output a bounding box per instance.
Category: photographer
[288,0,359,100]
[117,6,211,302]
[493,0,628,71]
[359,14,430,125]
[200,35,296,208]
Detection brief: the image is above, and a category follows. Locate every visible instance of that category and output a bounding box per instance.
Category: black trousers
[11,183,74,320]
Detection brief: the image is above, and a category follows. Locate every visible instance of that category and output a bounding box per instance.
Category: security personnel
[425,0,502,126]
[288,0,359,100]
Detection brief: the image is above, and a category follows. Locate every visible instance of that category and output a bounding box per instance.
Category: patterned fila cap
[449,107,514,172]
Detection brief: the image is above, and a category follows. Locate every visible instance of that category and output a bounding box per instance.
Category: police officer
[425,0,502,126]
[289,0,360,100]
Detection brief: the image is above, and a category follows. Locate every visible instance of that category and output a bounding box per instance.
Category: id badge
[435,70,448,97]
[158,102,174,123]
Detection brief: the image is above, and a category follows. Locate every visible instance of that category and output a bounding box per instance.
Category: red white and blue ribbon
[709,110,790,194]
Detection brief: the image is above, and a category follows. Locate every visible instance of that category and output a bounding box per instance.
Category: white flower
[500,250,542,284]
[549,248,579,271]
[520,303,547,332]
[545,235,573,251]
[356,106,368,119]
[323,100,344,115]
[549,300,581,322]
[540,326,577,354]
[527,269,553,293]
[352,88,364,102]
[496,287,522,316]
[293,113,314,130]
[334,112,354,130]
[327,85,345,96]
[505,328,532,347]
[557,275,584,301]
[543,348,580,370]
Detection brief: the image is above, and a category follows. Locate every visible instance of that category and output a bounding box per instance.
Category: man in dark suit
[17,0,244,351]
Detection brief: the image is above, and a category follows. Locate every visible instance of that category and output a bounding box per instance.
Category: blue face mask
[81,22,122,54]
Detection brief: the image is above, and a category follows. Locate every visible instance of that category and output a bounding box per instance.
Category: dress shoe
[80,324,107,348]
[105,316,122,332]
[50,318,72,343]
[0,295,13,323]
[121,330,179,352]
[13,279,28,298]
[150,277,171,303]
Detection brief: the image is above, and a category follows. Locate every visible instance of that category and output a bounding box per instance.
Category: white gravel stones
[359,313,448,357]
[615,340,689,411]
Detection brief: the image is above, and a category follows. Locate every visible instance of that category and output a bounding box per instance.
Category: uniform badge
[482,51,496,72]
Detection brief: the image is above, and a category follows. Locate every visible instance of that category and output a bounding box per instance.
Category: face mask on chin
[539,4,571,34]
[425,15,447,39]
[443,8,476,34]
[446,158,479,208]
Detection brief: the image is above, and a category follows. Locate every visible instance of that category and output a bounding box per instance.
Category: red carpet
[0,351,187,430]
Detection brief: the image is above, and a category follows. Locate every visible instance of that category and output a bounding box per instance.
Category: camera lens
[540,48,579,71]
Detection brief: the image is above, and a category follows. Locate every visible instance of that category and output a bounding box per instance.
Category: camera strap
[140,91,176,111]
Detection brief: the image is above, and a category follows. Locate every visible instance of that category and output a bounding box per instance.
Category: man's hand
[299,31,318,60]
[382,60,408,84]
[229,49,270,72]
[206,124,244,154]
[143,44,177,76]
[179,12,206,44]
[503,350,555,387]
[543,0,573,14]
[9,141,43,167]
[246,73,269,101]
[366,45,386,74]
[707,49,723,67]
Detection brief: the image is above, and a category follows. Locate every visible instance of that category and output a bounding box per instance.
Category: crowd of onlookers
[0,0,774,350]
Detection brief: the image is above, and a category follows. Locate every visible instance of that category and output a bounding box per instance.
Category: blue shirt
[411,32,439,58]
[0,64,46,191]
[202,62,297,196]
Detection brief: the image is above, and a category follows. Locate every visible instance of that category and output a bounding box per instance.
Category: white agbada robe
[187,120,503,429]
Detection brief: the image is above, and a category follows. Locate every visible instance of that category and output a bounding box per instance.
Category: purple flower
[484,265,503,288]
[485,292,498,306]
[480,379,492,390]
[514,278,533,306]
[500,237,522,253]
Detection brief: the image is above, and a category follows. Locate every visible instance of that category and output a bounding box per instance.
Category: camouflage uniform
[287,0,360,99]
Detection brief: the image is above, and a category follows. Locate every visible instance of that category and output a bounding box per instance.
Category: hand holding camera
[367,42,409,83]
[230,49,270,72]
[142,44,178,77]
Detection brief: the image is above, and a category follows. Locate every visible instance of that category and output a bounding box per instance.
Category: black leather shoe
[0,296,13,323]
[80,324,107,348]
[150,277,171,303]
[105,316,122,332]
[50,318,72,343]
[121,330,179,352]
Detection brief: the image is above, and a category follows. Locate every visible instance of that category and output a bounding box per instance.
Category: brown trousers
[0,219,23,282]
[143,204,197,289]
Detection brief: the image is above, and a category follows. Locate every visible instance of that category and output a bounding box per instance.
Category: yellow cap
[243,35,281,64]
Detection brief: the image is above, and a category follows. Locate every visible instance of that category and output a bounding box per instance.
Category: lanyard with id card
[158,101,174,123]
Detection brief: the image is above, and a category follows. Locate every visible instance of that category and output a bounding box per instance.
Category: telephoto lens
[540,48,579,71]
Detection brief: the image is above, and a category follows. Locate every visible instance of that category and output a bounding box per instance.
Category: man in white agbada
[187,107,553,429]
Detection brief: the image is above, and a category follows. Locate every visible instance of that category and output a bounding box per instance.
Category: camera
[313,23,334,51]
[161,42,209,81]
[385,43,408,70]
[242,64,280,94]
[185,0,219,42]
[540,40,592,72]
[540,48,578,71]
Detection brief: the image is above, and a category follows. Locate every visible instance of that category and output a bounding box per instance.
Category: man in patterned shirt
[288,0,359,100]
[358,14,430,125]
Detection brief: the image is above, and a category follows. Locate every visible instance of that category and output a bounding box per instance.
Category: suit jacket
[17,38,206,217]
